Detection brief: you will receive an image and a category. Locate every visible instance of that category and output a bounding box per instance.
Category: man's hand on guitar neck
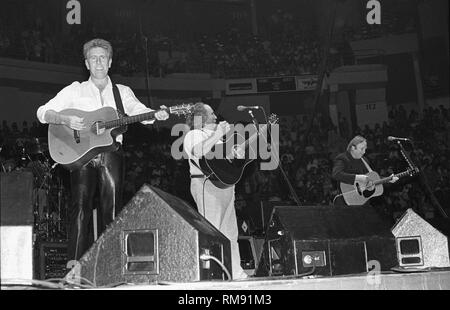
[389,174,399,183]
[44,110,85,130]
[154,105,169,121]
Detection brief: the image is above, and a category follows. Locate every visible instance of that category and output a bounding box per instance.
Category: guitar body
[199,157,253,189]
[48,104,193,170]
[48,107,125,170]
[197,114,279,189]
[199,133,256,189]
[340,170,384,205]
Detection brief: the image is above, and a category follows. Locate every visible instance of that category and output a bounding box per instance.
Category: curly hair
[83,38,113,60]
[186,102,208,129]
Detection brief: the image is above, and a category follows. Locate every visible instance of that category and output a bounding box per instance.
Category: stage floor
[2,269,449,290]
[101,269,450,290]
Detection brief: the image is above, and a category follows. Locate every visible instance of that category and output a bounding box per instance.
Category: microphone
[387,136,410,142]
[237,105,260,111]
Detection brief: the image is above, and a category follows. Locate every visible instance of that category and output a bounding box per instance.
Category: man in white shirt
[183,102,248,280]
[36,38,169,266]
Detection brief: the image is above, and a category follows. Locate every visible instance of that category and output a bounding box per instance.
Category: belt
[190,174,205,179]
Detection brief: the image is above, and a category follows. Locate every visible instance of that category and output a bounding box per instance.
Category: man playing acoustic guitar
[36,38,169,269]
[332,135,399,206]
[183,102,248,280]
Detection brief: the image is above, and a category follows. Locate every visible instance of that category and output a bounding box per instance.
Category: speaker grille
[396,236,424,267]
[399,238,420,255]
[122,229,158,275]
[401,257,422,265]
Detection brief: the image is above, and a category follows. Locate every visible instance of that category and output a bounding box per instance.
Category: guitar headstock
[407,166,420,176]
[169,103,194,117]
[268,113,279,125]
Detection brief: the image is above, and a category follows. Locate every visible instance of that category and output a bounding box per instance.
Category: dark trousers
[67,150,124,261]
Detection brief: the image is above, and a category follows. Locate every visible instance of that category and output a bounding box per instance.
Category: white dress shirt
[36,76,154,143]
[183,129,213,175]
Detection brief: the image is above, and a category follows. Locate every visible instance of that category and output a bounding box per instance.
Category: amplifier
[37,241,68,280]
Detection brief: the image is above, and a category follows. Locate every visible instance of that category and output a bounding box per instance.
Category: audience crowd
[0,1,416,79]
[0,11,322,79]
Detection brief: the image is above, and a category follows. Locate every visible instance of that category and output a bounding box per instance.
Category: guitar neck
[374,170,412,185]
[242,123,269,151]
[104,111,158,129]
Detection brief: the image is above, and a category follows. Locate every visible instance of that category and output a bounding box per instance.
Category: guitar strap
[112,84,127,118]
[361,157,373,172]
[190,159,202,173]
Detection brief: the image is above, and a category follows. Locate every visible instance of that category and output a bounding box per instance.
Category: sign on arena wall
[225,78,257,95]
[296,75,318,91]
[226,75,320,96]
[355,101,388,129]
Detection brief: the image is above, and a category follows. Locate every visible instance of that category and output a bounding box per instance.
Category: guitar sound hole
[362,188,375,198]
[356,183,362,195]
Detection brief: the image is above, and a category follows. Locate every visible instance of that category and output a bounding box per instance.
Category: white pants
[190,178,247,280]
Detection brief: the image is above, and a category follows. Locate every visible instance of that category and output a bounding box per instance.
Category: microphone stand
[142,35,153,109]
[396,140,418,171]
[247,110,259,132]
[254,108,303,207]
[138,4,154,109]
[0,145,5,172]
[396,140,448,218]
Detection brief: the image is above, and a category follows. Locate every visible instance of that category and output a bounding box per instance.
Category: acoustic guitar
[48,104,192,170]
[339,167,419,205]
[198,114,278,189]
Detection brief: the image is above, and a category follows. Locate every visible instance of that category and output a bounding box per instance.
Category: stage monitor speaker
[66,185,232,286]
[252,201,292,235]
[391,208,450,269]
[256,205,397,277]
[1,171,34,283]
